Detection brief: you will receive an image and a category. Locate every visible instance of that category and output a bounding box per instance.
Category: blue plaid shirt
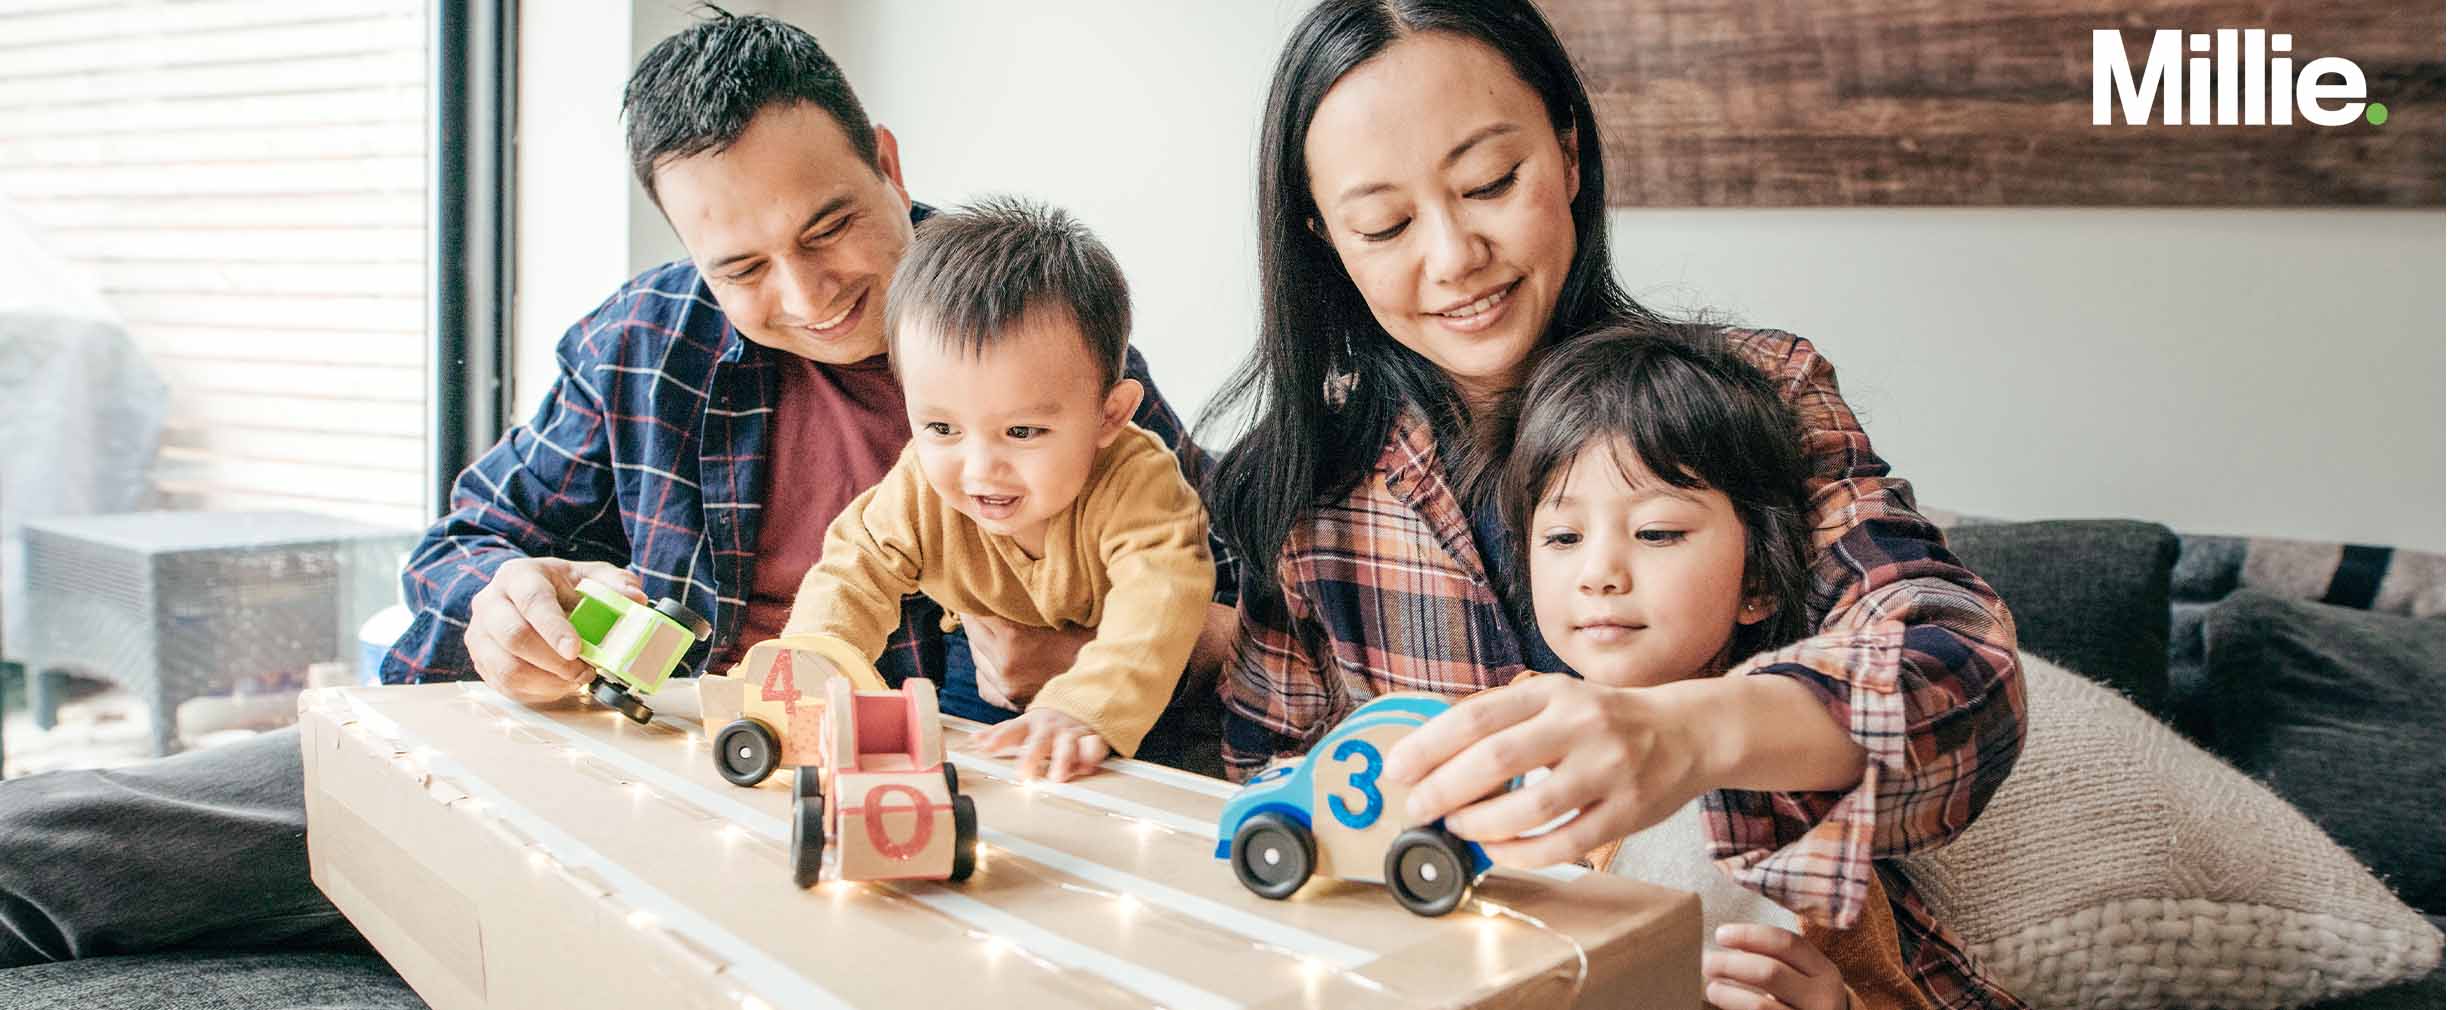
[385,209,1236,688]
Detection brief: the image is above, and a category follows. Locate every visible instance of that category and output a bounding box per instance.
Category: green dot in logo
[2366,103,2389,125]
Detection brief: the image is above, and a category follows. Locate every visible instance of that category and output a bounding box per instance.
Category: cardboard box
[302,682,1702,1009]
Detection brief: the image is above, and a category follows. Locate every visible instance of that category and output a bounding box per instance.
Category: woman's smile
[1427,278,1522,332]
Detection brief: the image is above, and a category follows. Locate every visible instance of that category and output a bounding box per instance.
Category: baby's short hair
[885,196,1130,389]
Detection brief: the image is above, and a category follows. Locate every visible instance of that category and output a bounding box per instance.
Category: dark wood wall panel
[1545,1,2443,206]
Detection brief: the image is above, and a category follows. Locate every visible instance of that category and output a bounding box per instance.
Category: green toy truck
[566,577,712,723]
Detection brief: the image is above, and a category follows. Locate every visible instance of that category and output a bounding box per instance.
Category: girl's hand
[1703,924,1852,1010]
[1380,674,1712,867]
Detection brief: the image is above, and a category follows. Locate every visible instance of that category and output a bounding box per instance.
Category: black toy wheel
[712,719,780,787]
[947,794,979,883]
[1384,826,1474,917]
[943,762,960,796]
[791,767,826,889]
[1230,812,1315,900]
[589,676,625,708]
[653,597,714,640]
[590,677,654,724]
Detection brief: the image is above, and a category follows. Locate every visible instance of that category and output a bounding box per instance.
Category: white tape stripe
[943,715,1240,799]
[333,692,852,1010]
[921,892,1239,1010]
[945,750,1219,838]
[1118,762,1243,798]
[975,827,1375,970]
[470,690,1251,1010]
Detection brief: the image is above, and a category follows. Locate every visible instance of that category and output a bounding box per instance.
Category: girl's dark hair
[1200,0,1677,599]
[1498,326,1814,660]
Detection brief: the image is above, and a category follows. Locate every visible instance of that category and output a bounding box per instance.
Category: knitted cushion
[1898,653,2443,1010]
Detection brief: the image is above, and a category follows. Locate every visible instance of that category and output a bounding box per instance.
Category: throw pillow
[1897,653,2443,1010]
[2195,590,2445,916]
[1940,520,2179,709]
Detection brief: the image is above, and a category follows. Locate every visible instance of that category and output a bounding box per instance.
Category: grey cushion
[2196,590,2446,916]
[0,952,427,1010]
[1941,519,2180,709]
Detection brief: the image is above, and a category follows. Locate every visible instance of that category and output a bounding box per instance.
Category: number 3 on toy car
[1327,738,1384,830]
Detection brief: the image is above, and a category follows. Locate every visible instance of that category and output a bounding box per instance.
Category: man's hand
[1703,924,1854,1010]
[463,557,648,705]
[971,707,1112,782]
[958,613,1091,710]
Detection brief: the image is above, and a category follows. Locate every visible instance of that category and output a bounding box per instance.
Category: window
[0,0,435,774]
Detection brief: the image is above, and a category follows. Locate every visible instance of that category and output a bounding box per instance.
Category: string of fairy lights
[321,683,1594,1010]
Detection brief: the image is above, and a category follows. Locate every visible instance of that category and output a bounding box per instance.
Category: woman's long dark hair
[1201,0,1679,599]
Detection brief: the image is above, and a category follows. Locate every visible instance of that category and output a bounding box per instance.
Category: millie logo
[2093,28,2388,127]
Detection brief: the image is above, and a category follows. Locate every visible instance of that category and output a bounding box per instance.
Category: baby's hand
[971,708,1112,783]
[1703,924,1851,1010]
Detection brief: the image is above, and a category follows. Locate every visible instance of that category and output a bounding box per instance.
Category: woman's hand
[1380,674,1714,868]
[959,613,1092,710]
[1703,924,1853,1010]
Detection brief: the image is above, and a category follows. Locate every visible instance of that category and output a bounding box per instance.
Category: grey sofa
[1940,516,2445,1010]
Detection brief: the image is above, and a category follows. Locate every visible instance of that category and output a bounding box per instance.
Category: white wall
[513,0,639,418]
[538,2,2445,550]
[1608,208,2445,549]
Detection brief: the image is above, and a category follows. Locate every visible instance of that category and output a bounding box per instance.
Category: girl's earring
[1322,332,1359,410]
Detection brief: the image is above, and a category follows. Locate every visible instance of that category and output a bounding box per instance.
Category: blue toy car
[1214,692,1492,916]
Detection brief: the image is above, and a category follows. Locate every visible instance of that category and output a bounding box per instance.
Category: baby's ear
[1097,377,1145,447]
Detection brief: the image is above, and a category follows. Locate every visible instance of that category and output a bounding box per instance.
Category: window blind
[0,0,431,530]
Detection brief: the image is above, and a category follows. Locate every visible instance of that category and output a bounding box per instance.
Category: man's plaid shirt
[383,243,1235,687]
[1219,329,2029,1010]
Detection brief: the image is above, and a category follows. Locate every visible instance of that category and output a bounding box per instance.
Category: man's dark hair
[885,197,1132,390]
[622,7,877,204]
[1497,326,1816,663]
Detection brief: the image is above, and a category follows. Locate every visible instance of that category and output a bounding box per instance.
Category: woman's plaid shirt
[381,251,1233,687]
[1219,328,2029,1010]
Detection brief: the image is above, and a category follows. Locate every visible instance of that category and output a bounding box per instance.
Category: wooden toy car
[793,676,976,887]
[699,635,975,887]
[564,578,711,724]
[1215,692,1489,916]
[699,635,890,788]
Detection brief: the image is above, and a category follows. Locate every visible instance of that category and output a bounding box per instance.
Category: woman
[1200,3,2027,1009]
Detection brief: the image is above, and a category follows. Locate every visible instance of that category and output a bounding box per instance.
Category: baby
[1498,326,1919,1010]
[782,197,1213,782]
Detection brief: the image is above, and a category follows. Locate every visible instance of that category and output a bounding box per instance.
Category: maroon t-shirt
[732,352,909,650]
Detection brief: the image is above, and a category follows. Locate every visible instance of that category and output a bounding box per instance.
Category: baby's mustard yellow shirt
[782,423,1213,756]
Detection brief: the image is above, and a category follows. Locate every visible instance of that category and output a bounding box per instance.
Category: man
[0,11,1232,989]
[388,13,1234,743]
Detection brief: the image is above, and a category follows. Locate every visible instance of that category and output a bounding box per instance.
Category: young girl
[1496,325,1943,1010]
